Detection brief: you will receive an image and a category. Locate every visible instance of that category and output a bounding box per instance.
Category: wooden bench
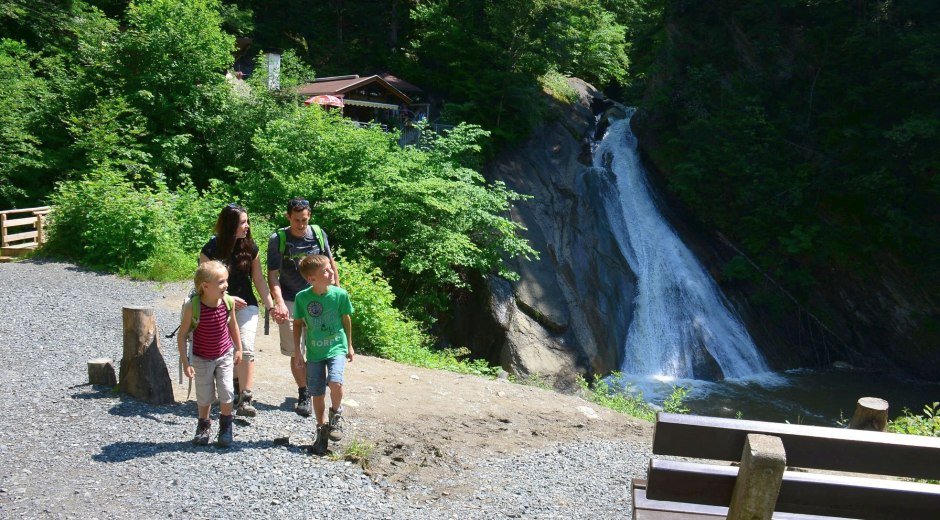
[0,206,50,261]
[632,412,940,519]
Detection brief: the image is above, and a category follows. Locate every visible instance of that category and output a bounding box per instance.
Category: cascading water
[596,111,769,381]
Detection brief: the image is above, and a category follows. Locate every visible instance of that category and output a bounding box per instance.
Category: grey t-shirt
[267,226,332,302]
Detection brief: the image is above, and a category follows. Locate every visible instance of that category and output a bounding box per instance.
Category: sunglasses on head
[288,198,310,210]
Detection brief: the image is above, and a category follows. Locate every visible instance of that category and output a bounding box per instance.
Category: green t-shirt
[293,285,354,362]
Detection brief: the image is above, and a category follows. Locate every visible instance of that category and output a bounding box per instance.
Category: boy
[292,254,354,455]
[267,197,340,417]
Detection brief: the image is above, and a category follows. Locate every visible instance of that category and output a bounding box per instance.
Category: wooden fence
[0,206,50,259]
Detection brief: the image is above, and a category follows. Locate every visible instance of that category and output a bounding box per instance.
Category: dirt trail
[159,286,651,496]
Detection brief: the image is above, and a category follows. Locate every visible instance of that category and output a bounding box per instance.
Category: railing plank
[4,230,38,242]
[2,217,37,228]
[653,412,940,480]
[0,206,50,216]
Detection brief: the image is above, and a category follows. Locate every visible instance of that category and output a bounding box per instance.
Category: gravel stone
[0,261,651,519]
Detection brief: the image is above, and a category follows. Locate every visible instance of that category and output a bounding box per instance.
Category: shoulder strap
[279,225,326,255]
[190,295,201,330]
[311,224,326,252]
[191,294,234,331]
[277,227,288,255]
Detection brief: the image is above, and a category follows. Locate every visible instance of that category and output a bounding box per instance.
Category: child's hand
[346,345,355,363]
[183,364,194,379]
[233,349,242,365]
[292,355,305,371]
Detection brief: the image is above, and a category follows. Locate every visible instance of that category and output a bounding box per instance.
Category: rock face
[450,79,637,387]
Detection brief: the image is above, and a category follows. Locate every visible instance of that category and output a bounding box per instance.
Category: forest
[1,0,937,370]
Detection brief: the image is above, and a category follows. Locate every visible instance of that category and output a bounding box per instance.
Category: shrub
[889,402,940,438]
[340,257,497,377]
[577,373,690,421]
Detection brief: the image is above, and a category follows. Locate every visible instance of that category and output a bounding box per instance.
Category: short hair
[298,254,330,277]
[286,197,311,215]
[194,260,227,296]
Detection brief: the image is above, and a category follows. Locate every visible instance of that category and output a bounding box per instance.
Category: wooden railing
[0,206,50,256]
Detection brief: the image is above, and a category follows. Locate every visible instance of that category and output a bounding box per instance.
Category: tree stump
[118,306,175,405]
[848,397,889,432]
[87,357,117,386]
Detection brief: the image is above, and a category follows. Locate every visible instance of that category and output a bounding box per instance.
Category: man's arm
[268,268,289,322]
[178,304,194,379]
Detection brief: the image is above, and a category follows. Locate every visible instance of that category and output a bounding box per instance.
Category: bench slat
[653,412,940,480]
[647,459,940,519]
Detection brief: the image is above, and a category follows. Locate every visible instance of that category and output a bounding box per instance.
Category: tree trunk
[118,306,174,405]
[848,397,889,432]
[87,357,117,386]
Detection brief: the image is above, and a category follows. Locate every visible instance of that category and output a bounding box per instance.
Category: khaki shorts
[236,305,259,362]
[191,348,235,407]
[277,300,304,357]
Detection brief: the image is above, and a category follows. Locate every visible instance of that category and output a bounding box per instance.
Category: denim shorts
[306,355,346,397]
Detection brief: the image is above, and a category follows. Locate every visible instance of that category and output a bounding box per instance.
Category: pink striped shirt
[192,301,232,360]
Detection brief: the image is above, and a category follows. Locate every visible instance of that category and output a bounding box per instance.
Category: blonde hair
[194,260,228,296]
[298,254,330,277]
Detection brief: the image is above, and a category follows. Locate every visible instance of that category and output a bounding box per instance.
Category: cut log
[848,397,889,432]
[118,306,175,405]
[87,357,117,386]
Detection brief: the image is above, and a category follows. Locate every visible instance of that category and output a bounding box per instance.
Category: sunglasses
[288,198,310,210]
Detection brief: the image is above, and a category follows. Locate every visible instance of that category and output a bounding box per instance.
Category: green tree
[0,39,46,208]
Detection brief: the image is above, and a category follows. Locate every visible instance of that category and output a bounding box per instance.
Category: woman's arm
[178,304,194,379]
[250,254,274,311]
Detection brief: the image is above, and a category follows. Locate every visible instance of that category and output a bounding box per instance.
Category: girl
[178,260,243,447]
[199,204,274,417]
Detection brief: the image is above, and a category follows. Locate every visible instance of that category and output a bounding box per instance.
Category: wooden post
[118,306,175,405]
[849,397,889,432]
[34,211,45,245]
[727,434,786,520]
[0,213,6,247]
[88,358,117,386]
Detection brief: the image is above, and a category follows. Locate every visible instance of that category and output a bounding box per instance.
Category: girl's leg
[198,405,211,420]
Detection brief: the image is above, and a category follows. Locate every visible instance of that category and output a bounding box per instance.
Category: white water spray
[597,112,769,380]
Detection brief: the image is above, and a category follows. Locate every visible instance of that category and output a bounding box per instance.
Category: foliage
[577,373,690,422]
[540,70,579,105]
[240,106,535,317]
[340,257,498,377]
[0,39,46,207]
[888,402,940,438]
[633,0,940,336]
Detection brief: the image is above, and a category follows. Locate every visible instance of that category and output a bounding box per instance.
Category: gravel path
[0,261,650,519]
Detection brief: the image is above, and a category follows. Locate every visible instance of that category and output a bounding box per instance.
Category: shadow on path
[93,439,301,463]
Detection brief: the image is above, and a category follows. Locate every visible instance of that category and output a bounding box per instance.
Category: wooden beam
[2,216,37,228]
[4,230,38,243]
[646,459,940,519]
[653,412,940,480]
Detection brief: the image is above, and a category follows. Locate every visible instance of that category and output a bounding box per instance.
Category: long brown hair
[214,204,255,273]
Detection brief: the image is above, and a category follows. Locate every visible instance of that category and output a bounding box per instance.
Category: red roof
[295,75,412,105]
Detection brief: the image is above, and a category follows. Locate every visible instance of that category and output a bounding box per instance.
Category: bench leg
[727,434,786,520]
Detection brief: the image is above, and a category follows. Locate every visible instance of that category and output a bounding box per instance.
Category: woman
[199,203,274,417]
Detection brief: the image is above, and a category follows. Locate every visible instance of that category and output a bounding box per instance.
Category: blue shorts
[306,355,346,396]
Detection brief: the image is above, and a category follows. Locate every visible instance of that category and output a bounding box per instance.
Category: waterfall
[596,112,769,380]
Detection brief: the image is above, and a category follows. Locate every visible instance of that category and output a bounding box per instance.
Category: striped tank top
[192,301,232,360]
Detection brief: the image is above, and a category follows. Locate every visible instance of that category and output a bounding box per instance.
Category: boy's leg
[278,301,310,416]
[307,359,330,455]
[236,306,259,417]
[326,356,347,441]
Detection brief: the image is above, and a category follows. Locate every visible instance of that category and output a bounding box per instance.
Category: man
[267,197,340,416]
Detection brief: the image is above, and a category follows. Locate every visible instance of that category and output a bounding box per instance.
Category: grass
[577,372,690,422]
[331,438,376,470]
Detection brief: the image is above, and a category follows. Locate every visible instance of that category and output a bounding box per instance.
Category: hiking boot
[192,419,211,445]
[217,415,233,448]
[311,424,330,455]
[236,390,257,417]
[295,392,312,417]
[328,407,344,441]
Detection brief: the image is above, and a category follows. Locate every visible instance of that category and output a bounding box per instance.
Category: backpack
[189,293,235,331]
[277,224,326,258]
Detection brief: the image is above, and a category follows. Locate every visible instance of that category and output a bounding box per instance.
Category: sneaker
[192,419,211,445]
[217,415,233,448]
[295,392,312,417]
[328,407,344,441]
[311,424,330,455]
[236,390,257,417]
